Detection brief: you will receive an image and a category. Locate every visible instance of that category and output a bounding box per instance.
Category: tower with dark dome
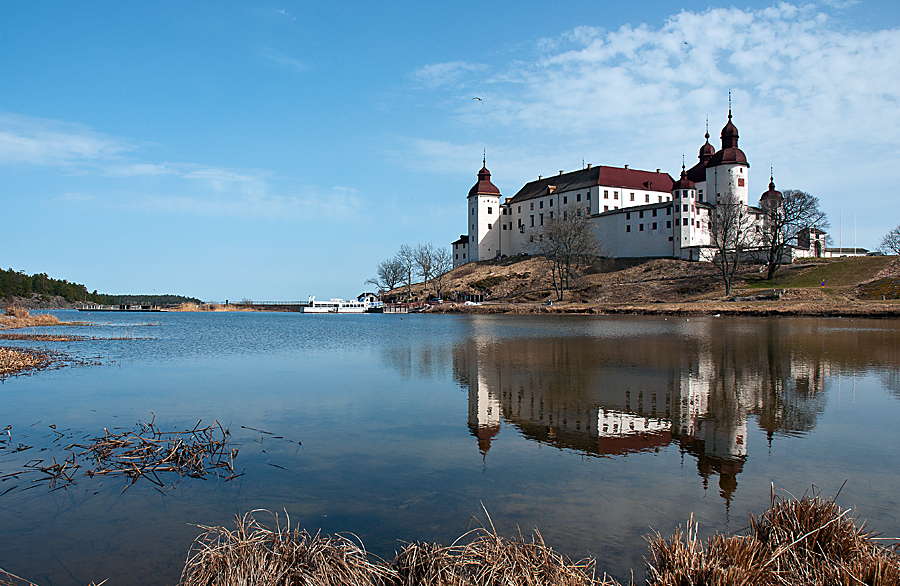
[466,157,502,263]
[704,98,750,207]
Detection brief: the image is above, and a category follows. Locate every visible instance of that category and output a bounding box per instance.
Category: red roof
[468,165,501,197]
[509,166,674,204]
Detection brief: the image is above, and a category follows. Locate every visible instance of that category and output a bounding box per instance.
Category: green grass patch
[745,257,893,289]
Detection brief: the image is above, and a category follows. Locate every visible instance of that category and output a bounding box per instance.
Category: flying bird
[473,97,483,102]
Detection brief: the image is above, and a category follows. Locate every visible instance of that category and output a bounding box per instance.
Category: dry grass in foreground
[0,307,62,329]
[181,509,614,586]
[647,490,900,586]
[180,493,900,586]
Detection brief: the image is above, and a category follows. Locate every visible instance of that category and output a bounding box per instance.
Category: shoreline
[424,299,900,318]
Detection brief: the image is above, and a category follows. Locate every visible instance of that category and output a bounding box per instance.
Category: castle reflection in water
[452,318,833,502]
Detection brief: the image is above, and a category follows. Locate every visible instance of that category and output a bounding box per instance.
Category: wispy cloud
[275,8,296,21]
[256,46,306,72]
[407,3,900,204]
[411,61,488,88]
[0,113,140,166]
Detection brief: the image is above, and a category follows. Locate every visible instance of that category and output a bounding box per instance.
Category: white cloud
[256,46,306,72]
[275,8,296,21]
[407,3,900,209]
[0,113,140,166]
[411,61,489,88]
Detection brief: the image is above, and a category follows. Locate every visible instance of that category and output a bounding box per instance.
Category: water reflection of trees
[450,318,900,502]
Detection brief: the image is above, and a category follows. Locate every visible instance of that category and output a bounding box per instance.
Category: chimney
[559,170,563,175]
[656,168,660,173]
[586,163,592,169]
[538,175,542,180]
[624,165,629,170]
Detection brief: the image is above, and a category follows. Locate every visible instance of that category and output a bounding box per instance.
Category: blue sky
[1,1,898,300]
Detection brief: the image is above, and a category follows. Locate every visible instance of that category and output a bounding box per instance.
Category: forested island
[0,267,201,308]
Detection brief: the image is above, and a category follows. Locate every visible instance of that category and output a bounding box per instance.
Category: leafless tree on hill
[397,244,416,300]
[366,258,404,295]
[429,247,453,300]
[756,189,829,280]
[879,224,900,255]
[530,206,606,301]
[709,192,758,296]
[413,243,437,296]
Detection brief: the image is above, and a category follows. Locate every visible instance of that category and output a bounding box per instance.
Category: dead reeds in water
[646,490,900,586]
[0,307,62,329]
[181,510,617,586]
[181,511,395,586]
[0,346,52,378]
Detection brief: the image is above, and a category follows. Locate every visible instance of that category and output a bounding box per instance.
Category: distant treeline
[1,268,201,306]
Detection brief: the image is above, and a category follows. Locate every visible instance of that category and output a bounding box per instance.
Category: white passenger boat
[301,296,369,313]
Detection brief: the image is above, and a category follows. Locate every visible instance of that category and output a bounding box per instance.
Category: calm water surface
[1,311,899,584]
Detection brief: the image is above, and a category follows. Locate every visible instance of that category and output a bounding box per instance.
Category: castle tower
[467,157,502,261]
[672,163,697,255]
[705,100,750,206]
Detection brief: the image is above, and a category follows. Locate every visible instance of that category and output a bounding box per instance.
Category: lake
[1,311,899,584]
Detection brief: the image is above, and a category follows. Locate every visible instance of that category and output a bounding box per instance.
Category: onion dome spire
[672,155,696,191]
[699,115,715,163]
[468,154,501,197]
[721,92,739,149]
[760,167,783,205]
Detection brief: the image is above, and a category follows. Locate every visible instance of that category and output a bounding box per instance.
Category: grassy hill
[398,255,900,304]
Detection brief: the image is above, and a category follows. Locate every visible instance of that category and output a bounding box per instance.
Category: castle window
[487,223,492,229]
[659,196,663,203]
[518,206,521,213]
[604,190,609,199]
[463,253,466,259]
[502,224,507,230]
[549,211,553,219]
[652,209,657,217]
[626,225,631,233]
[488,207,493,214]
[653,222,657,230]
[455,254,458,259]
[539,201,544,209]
[639,224,644,231]
[630,193,635,201]
[604,205,609,211]
[683,218,689,226]
[614,191,619,199]
[540,213,544,225]
[550,199,554,206]
[667,221,671,228]
[530,202,534,210]
[683,204,688,212]
[667,206,672,215]
[530,215,534,227]
[563,196,568,204]
[645,194,650,202]
[586,192,590,200]
[668,236,673,241]
[471,208,475,215]
[626,212,631,220]
[738,178,745,187]
[639,211,644,218]
[577,194,581,202]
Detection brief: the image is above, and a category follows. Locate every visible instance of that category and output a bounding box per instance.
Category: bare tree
[879,224,900,255]
[429,247,453,300]
[397,244,416,300]
[413,243,436,296]
[366,257,404,295]
[530,206,605,301]
[709,192,758,296]
[757,189,830,280]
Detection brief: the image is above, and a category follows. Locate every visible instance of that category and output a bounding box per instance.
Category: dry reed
[0,346,52,378]
[181,510,618,586]
[0,306,62,329]
[181,511,394,586]
[646,490,900,586]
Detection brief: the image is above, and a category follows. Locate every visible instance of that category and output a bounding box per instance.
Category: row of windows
[625,207,670,220]
[625,221,668,233]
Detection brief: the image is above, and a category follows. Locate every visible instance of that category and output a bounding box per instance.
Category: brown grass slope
[397,256,900,316]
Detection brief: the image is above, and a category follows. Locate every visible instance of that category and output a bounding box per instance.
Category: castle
[452,111,826,266]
